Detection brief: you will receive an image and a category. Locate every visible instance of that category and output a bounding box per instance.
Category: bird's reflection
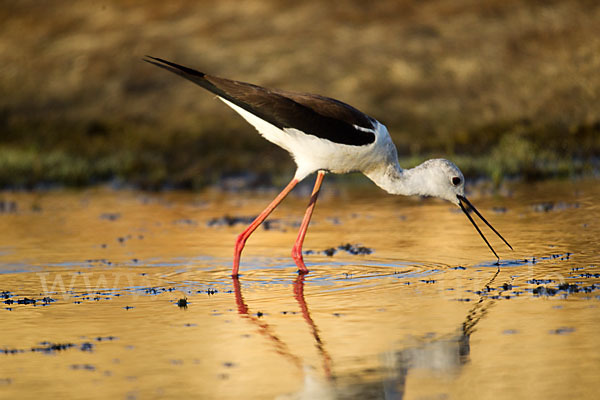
[378,268,501,399]
[232,275,333,379]
[293,274,333,379]
[233,268,504,399]
[232,277,302,368]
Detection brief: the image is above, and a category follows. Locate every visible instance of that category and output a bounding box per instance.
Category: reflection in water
[275,269,502,399]
[233,275,333,381]
[232,277,303,369]
[232,268,504,399]
[293,275,334,380]
[379,269,500,399]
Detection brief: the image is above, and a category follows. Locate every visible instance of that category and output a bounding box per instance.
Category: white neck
[364,161,434,197]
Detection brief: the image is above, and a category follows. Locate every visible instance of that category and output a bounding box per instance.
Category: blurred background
[1,0,599,189]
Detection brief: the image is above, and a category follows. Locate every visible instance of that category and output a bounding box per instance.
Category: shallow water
[1,180,599,399]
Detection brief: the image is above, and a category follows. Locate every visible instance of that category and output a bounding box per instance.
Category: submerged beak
[457,195,513,262]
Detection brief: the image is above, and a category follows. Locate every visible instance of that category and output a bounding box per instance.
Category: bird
[144,56,512,277]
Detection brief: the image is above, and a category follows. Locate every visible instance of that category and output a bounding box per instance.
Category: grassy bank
[1,116,597,190]
[1,0,599,189]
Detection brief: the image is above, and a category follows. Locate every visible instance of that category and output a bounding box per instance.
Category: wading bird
[145,56,512,277]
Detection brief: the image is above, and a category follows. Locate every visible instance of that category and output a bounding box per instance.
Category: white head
[407,159,512,261]
[408,159,465,205]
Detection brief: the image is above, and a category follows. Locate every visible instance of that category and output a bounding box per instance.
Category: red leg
[291,171,325,274]
[233,178,299,277]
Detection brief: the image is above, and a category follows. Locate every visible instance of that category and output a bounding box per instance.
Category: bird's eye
[451,177,461,186]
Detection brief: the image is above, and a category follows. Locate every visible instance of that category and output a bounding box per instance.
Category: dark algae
[177,298,188,308]
[319,243,374,257]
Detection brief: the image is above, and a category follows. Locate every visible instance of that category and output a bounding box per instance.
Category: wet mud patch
[531,201,580,212]
[207,215,256,227]
[1,337,117,355]
[310,243,374,257]
[206,215,287,231]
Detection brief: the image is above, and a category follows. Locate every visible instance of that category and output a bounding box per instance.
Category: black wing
[144,56,376,146]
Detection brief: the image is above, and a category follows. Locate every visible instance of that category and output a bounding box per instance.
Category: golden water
[1,180,599,399]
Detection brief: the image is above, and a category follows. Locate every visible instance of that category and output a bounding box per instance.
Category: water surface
[1,180,599,399]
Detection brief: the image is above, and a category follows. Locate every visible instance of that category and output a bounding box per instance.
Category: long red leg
[233,178,299,277]
[291,171,325,274]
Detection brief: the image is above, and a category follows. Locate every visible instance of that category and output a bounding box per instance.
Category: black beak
[457,195,513,262]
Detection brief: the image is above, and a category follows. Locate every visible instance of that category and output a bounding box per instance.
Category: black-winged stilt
[145,56,512,277]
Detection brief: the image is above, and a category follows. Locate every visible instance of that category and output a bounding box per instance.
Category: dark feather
[144,56,376,146]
